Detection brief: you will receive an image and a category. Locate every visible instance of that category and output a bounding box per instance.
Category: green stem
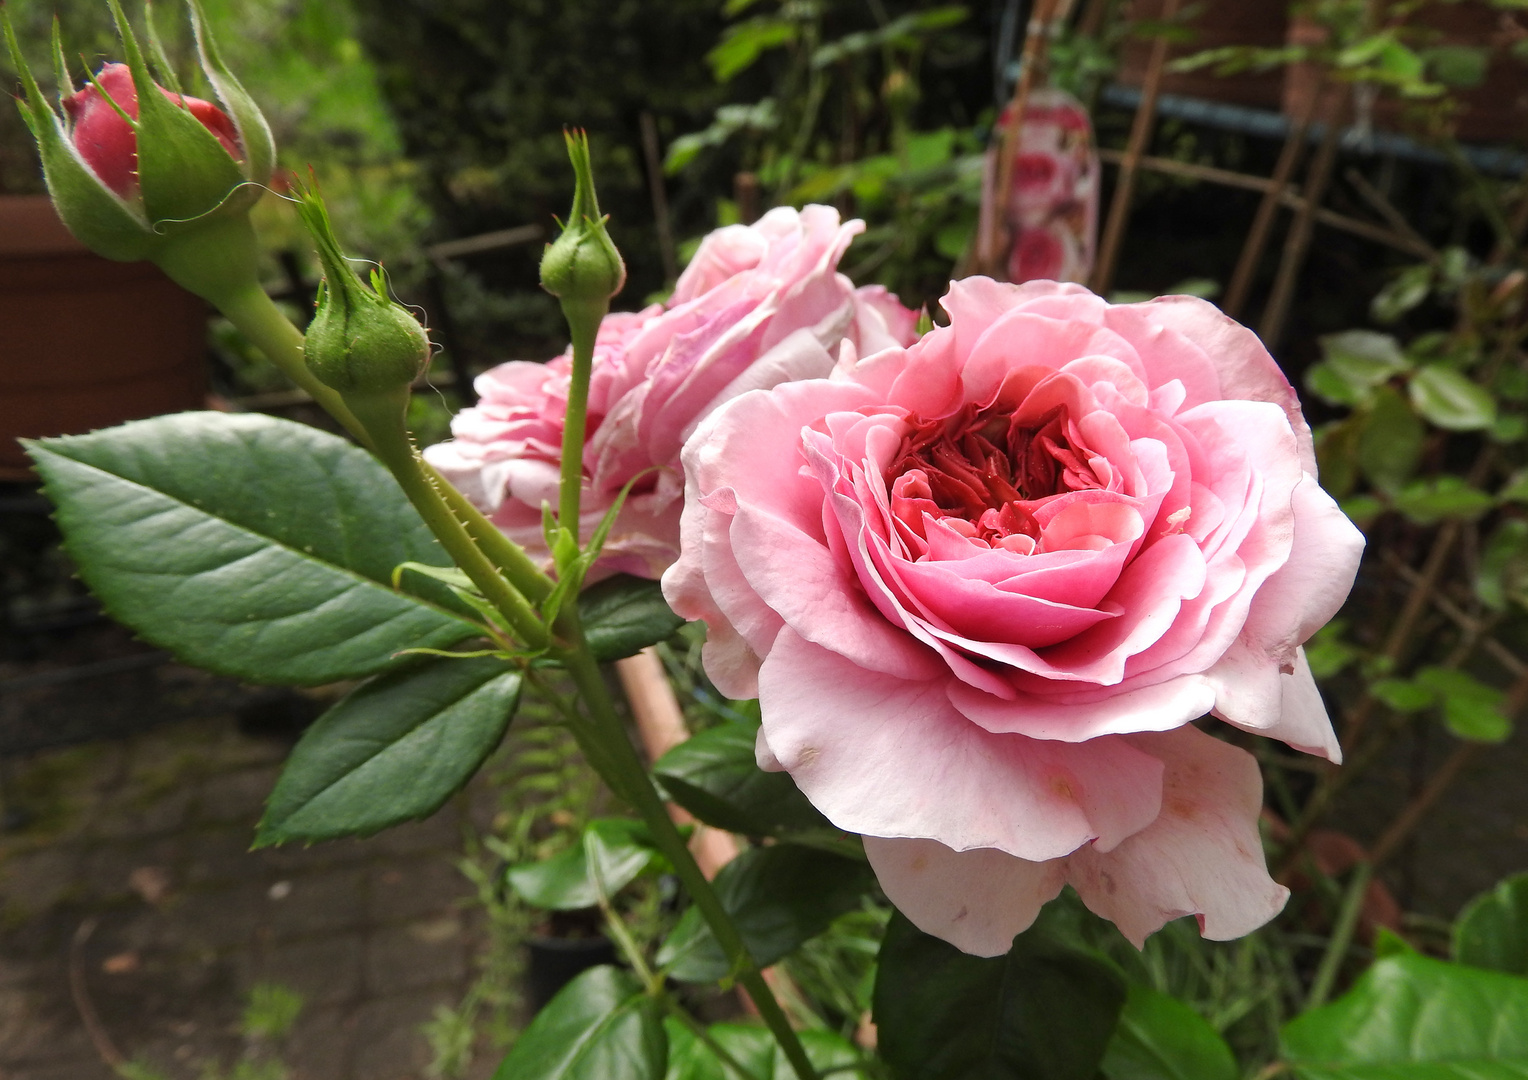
[213,281,371,445]
[598,896,659,992]
[185,234,556,608]
[557,305,602,534]
[364,410,549,652]
[1306,862,1372,1010]
[554,644,818,1080]
[426,462,556,602]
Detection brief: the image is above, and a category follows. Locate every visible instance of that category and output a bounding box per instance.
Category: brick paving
[0,707,499,1080]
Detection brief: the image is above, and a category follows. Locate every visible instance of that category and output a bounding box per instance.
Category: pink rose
[426,206,917,578]
[663,277,1364,955]
[64,63,242,199]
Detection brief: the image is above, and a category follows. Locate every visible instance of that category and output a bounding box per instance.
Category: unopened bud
[539,130,625,316]
[296,185,429,403]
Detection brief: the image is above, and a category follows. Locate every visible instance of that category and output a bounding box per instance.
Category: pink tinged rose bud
[64,63,242,199]
[425,205,919,579]
[662,277,1365,956]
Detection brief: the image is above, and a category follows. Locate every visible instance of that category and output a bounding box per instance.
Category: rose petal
[864,836,1066,957]
[757,629,1164,860]
[1067,726,1289,946]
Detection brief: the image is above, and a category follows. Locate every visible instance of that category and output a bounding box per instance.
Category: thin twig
[70,918,126,1072]
[1090,0,1179,295]
[1344,167,1438,262]
[1259,107,1344,351]
[1224,79,1324,318]
[1367,743,1482,869]
[1094,150,1433,258]
[640,112,679,284]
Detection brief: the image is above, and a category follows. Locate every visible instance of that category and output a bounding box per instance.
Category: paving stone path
[0,708,498,1080]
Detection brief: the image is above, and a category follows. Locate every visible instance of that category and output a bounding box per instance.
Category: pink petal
[1066,726,1288,946]
[864,836,1066,957]
[1239,474,1366,669]
[1134,295,1316,475]
[949,674,1215,741]
[757,630,1164,860]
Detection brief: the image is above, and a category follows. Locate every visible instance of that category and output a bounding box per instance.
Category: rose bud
[540,129,627,321]
[295,183,429,424]
[3,0,273,268]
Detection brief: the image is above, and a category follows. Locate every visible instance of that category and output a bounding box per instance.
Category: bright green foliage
[1455,874,1528,976]
[658,844,874,982]
[873,911,1127,1080]
[507,819,662,911]
[492,966,666,1080]
[1100,986,1238,1080]
[256,656,521,844]
[1413,667,1512,743]
[25,413,478,685]
[663,1019,861,1080]
[653,723,829,837]
[1410,366,1498,432]
[1282,953,1528,1079]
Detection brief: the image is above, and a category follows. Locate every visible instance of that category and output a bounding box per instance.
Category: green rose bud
[539,129,626,320]
[295,183,430,412]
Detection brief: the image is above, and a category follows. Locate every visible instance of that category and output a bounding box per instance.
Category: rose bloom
[663,276,1364,955]
[426,206,917,578]
[65,63,242,199]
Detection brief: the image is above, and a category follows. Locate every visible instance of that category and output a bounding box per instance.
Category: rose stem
[554,643,819,1080]
[557,312,599,534]
[208,255,556,604]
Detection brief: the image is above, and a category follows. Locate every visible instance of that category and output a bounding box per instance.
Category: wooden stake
[1090,0,1180,296]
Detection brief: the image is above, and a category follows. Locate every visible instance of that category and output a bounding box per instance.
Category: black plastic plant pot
[525,933,619,1012]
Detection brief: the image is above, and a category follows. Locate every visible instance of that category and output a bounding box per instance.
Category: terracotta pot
[1116,0,1290,111]
[0,196,207,480]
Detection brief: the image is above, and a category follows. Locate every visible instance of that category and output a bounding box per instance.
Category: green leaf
[707,17,796,82]
[1476,521,1528,612]
[494,966,666,1080]
[1320,330,1411,387]
[578,575,686,662]
[663,1020,861,1080]
[1424,45,1490,89]
[27,413,477,685]
[653,724,830,836]
[1393,477,1495,526]
[873,912,1127,1080]
[1372,265,1434,324]
[1455,874,1528,975]
[1101,985,1237,1080]
[1282,953,1528,1080]
[1410,367,1498,432]
[1358,387,1425,494]
[1370,678,1435,713]
[657,844,874,982]
[1414,666,1511,743]
[508,819,661,911]
[257,656,520,845]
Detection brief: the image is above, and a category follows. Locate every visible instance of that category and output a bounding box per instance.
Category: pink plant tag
[979,87,1100,285]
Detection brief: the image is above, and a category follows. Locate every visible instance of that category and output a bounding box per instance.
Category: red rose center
[887,404,1104,550]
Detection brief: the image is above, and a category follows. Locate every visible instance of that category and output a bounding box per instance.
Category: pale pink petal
[864,836,1066,957]
[1067,726,1288,946]
[757,629,1164,860]
[1239,474,1366,668]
